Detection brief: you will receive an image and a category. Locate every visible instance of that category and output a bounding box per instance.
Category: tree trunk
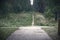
[58,19,60,35]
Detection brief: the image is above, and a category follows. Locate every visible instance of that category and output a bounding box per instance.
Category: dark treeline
[53,0,60,20]
[33,0,60,20]
[33,0,60,36]
[53,0,60,36]
[33,0,46,13]
[0,0,31,17]
[45,0,60,20]
[0,0,60,20]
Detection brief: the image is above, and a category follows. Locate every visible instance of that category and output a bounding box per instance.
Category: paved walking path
[7,26,53,40]
[7,14,53,40]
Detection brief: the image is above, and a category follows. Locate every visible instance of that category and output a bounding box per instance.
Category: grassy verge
[42,25,58,40]
[0,12,32,27]
[0,12,32,40]
[0,28,18,40]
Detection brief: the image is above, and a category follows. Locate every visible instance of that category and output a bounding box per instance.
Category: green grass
[0,12,32,27]
[0,12,32,40]
[0,28,18,40]
[42,26,58,40]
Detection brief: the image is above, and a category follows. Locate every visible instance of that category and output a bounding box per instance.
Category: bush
[44,7,55,19]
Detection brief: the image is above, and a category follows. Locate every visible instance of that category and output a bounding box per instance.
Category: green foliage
[34,12,57,26]
[0,0,31,16]
[44,0,56,20]
[12,0,31,13]
[44,0,60,20]
[44,8,55,19]
[42,26,58,40]
[0,12,32,27]
[0,28,17,40]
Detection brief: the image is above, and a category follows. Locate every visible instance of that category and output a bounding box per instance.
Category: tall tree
[53,0,60,35]
[0,0,31,14]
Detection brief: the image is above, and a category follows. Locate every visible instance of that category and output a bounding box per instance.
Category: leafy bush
[44,8,55,19]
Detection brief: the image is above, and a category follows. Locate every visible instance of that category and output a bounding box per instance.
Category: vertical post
[58,19,60,35]
[58,10,60,35]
